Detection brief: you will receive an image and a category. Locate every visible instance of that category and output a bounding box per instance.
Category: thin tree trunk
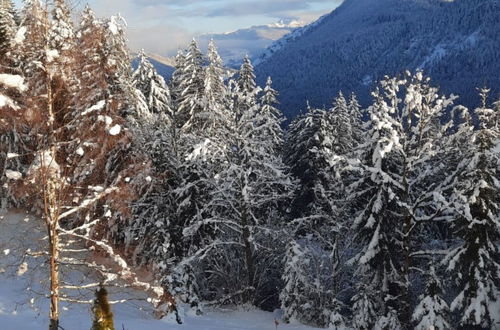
[241,210,255,304]
[46,56,60,329]
[48,215,60,330]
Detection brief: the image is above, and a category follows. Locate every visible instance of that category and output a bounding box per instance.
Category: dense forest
[0,1,499,329]
[254,0,500,120]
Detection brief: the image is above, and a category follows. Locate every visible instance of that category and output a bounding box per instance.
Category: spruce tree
[281,239,345,328]
[91,286,115,330]
[348,72,455,327]
[259,77,283,152]
[443,89,500,329]
[182,57,294,306]
[0,0,17,55]
[412,266,450,330]
[133,50,172,118]
[49,0,75,54]
[175,39,205,132]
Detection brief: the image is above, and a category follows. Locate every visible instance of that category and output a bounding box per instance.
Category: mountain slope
[132,53,176,80]
[198,19,304,68]
[255,0,500,119]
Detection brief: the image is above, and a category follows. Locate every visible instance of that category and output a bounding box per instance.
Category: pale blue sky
[13,0,342,55]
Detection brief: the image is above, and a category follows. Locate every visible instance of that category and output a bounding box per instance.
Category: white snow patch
[0,94,18,109]
[5,170,22,181]
[28,150,60,177]
[76,147,84,156]
[46,49,59,63]
[16,262,28,276]
[0,74,27,92]
[109,124,121,136]
[14,26,26,44]
[81,100,105,116]
[419,44,447,69]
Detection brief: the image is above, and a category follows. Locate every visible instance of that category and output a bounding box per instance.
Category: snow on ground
[0,210,319,330]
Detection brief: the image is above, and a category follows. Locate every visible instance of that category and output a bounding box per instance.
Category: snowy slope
[255,0,500,119]
[0,211,321,330]
[198,19,305,68]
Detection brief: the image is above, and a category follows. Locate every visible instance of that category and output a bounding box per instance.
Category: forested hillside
[255,0,500,120]
[0,1,499,329]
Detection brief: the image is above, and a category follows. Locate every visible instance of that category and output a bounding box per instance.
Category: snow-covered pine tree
[237,55,256,98]
[285,107,329,216]
[169,49,186,107]
[0,0,17,55]
[49,0,75,56]
[442,89,500,329]
[351,285,380,330]
[348,72,455,328]
[202,40,231,135]
[348,92,365,146]
[258,77,283,152]
[412,266,450,330]
[281,91,366,328]
[204,40,226,108]
[349,85,404,328]
[0,0,22,208]
[0,66,27,209]
[280,239,346,328]
[181,57,294,307]
[174,39,205,132]
[235,55,258,118]
[160,41,232,310]
[133,50,172,118]
[101,14,148,121]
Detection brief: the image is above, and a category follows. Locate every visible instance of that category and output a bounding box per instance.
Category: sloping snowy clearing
[0,210,320,330]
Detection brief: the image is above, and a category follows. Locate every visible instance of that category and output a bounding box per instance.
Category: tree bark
[48,217,60,330]
[241,211,255,304]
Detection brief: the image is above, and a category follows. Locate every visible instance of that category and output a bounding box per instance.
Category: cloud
[14,0,342,56]
[128,24,191,55]
[86,0,194,55]
[174,0,342,18]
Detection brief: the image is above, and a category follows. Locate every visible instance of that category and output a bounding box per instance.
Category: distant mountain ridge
[255,0,500,119]
[198,19,305,68]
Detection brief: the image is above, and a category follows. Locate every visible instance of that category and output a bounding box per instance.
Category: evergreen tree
[412,266,450,330]
[235,55,258,117]
[281,239,345,328]
[351,285,380,330]
[237,55,256,98]
[259,77,283,152]
[348,72,455,327]
[91,286,115,330]
[443,89,500,329]
[204,40,226,107]
[49,0,75,54]
[175,39,205,132]
[182,57,294,306]
[281,93,363,327]
[169,48,186,107]
[201,39,231,138]
[0,0,17,55]
[133,50,172,118]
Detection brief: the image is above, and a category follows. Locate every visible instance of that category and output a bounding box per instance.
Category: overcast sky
[13,0,342,56]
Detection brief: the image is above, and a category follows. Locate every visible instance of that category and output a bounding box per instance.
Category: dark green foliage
[91,286,115,330]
